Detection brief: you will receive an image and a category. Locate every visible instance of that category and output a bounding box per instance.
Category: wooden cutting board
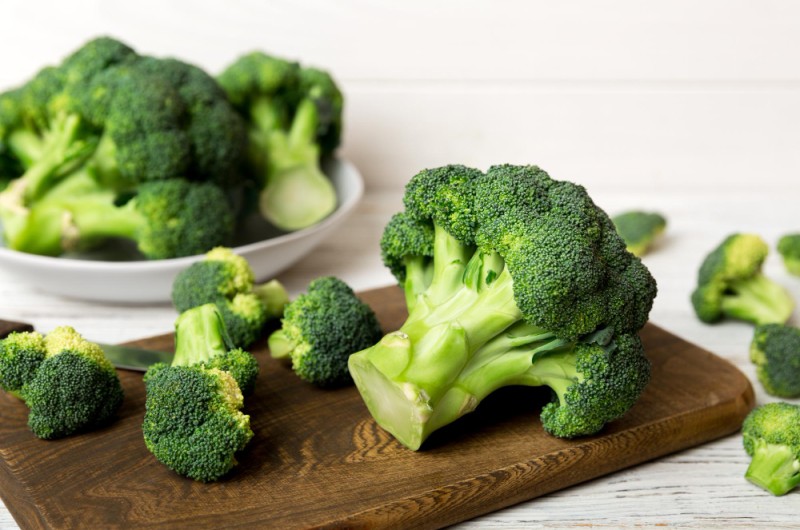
[0,286,754,530]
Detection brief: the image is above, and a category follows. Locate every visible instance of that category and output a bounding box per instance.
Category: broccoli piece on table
[750,324,800,398]
[611,210,667,257]
[349,164,657,450]
[691,234,794,325]
[777,234,800,277]
[268,276,382,387]
[742,402,800,496]
[142,304,257,482]
[218,52,341,231]
[0,326,123,439]
[172,247,288,348]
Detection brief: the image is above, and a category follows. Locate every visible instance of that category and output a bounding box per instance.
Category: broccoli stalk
[349,165,656,450]
[742,402,800,496]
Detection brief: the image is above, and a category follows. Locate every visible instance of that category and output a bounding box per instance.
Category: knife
[0,318,172,372]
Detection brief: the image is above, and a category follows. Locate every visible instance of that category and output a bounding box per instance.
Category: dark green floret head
[23,326,123,439]
[778,234,800,277]
[742,402,800,496]
[691,234,794,325]
[750,324,800,398]
[268,276,383,387]
[142,365,253,482]
[0,331,46,397]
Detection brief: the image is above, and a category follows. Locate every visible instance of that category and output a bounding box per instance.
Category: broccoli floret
[348,164,657,450]
[7,174,235,259]
[218,52,340,231]
[611,210,667,257]
[268,277,382,387]
[0,326,123,439]
[0,37,247,257]
[778,234,800,277]
[691,234,794,325]
[142,304,256,481]
[172,247,289,347]
[750,324,800,398]
[742,402,800,496]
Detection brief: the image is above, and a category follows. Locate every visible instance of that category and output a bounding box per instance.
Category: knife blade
[98,343,173,372]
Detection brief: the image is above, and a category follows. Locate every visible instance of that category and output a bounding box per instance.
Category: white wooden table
[2,1,800,527]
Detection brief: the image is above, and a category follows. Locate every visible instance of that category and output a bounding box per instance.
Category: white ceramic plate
[0,158,364,303]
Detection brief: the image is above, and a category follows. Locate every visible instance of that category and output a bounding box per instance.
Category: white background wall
[2,0,799,194]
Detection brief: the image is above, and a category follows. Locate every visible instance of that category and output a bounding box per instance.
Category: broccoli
[777,234,800,277]
[218,52,341,231]
[172,247,289,348]
[611,210,667,257]
[142,304,257,482]
[6,172,235,259]
[750,324,800,398]
[0,326,123,439]
[0,36,247,257]
[268,276,382,387]
[348,164,657,450]
[742,402,800,496]
[691,234,794,325]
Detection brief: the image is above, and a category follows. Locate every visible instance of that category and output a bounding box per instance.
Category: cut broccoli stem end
[745,441,800,496]
[253,279,289,320]
[267,329,293,360]
[172,305,232,367]
[259,162,336,231]
[722,274,794,325]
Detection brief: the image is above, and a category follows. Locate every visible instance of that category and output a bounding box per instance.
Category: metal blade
[99,343,173,372]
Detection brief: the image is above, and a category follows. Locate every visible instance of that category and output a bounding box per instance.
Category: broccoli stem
[402,255,432,311]
[722,273,794,325]
[252,279,289,320]
[172,305,233,367]
[6,129,44,168]
[257,98,336,231]
[745,440,800,496]
[267,329,293,359]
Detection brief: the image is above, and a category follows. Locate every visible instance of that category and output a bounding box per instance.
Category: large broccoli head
[349,164,657,450]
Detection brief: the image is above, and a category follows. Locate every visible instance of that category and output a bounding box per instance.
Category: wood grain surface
[0,286,754,530]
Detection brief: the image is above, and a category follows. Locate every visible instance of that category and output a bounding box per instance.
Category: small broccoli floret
[750,324,800,398]
[172,247,288,348]
[218,52,339,231]
[142,304,257,482]
[778,234,800,277]
[268,277,382,387]
[691,234,794,325]
[742,402,800,496]
[0,326,123,439]
[611,211,667,257]
[349,164,657,450]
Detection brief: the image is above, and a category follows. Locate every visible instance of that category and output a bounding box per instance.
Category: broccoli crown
[742,402,800,496]
[611,210,667,257]
[0,326,123,439]
[172,248,267,348]
[691,234,794,325]
[778,234,800,276]
[217,51,340,232]
[750,324,800,398]
[0,331,46,395]
[142,365,253,482]
[171,303,259,395]
[536,333,650,438]
[269,277,382,387]
[349,164,656,450]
